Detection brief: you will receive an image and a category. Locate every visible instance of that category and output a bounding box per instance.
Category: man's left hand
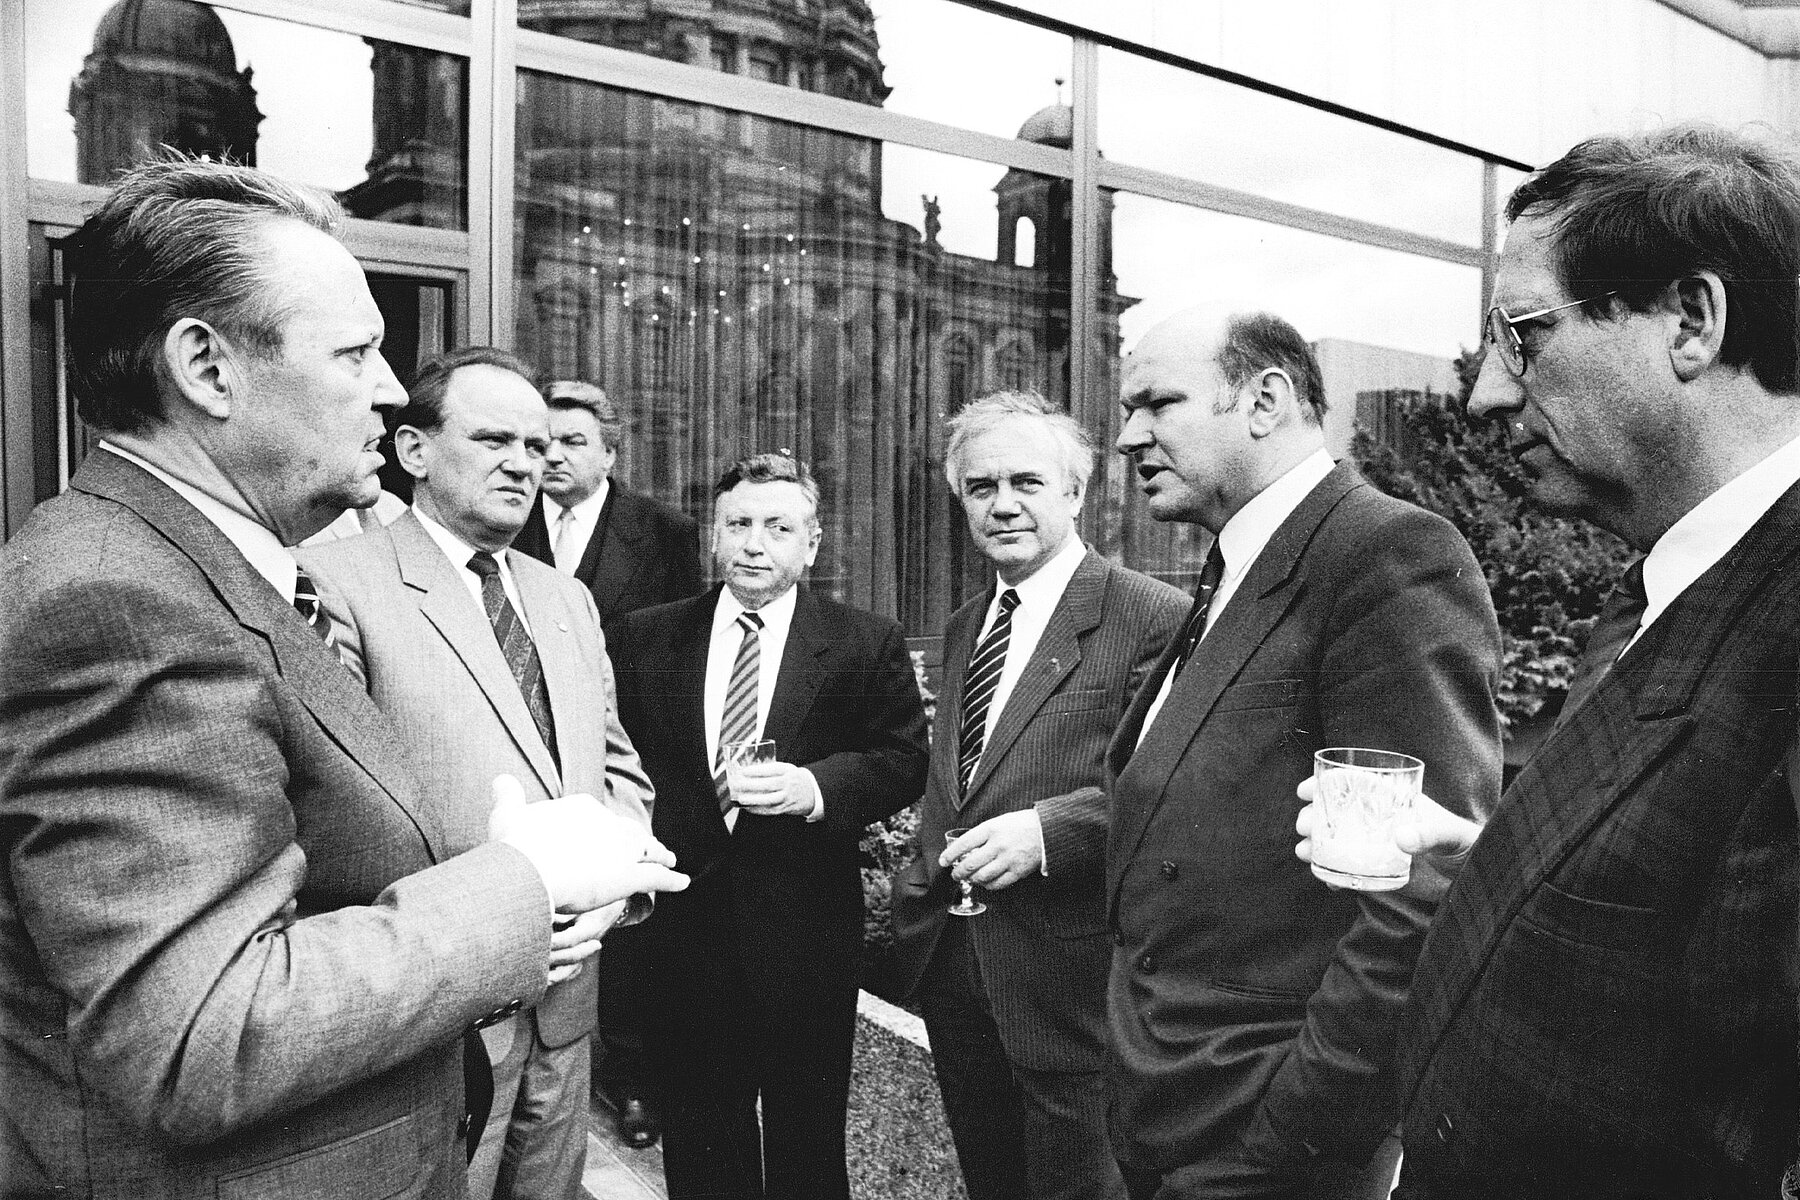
[545,900,624,985]
[729,761,818,818]
[940,810,1044,891]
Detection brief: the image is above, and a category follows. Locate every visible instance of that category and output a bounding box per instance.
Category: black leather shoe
[615,1097,660,1149]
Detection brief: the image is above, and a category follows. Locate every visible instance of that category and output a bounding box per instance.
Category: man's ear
[1668,271,1727,383]
[161,318,236,421]
[393,425,430,481]
[1246,367,1295,437]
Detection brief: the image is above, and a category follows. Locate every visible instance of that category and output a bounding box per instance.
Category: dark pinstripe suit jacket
[1395,481,1800,1200]
[1106,462,1503,1196]
[891,550,1186,1071]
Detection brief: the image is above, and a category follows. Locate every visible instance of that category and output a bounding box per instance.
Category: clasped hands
[488,774,688,985]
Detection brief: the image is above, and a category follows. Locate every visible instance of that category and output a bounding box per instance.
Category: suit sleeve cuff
[802,768,825,822]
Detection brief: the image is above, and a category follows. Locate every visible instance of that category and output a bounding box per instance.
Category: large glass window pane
[26,2,467,230]
[514,74,1073,634]
[1100,193,1482,587]
[516,0,1071,146]
[1098,50,1485,246]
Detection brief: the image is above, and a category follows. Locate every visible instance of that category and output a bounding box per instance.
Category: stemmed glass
[944,828,987,917]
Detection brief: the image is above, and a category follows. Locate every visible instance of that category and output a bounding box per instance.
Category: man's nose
[1466,354,1521,423]
[371,351,406,412]
[1116,411,1149,454]
[990,486,1022,515]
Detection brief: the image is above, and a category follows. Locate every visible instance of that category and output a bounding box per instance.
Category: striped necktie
[467,551,559,764]
[714,611,765,814]
[957,588,1020,794]
[1168,543,1227,680]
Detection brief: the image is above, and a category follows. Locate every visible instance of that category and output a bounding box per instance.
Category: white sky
[24,0,1791,362]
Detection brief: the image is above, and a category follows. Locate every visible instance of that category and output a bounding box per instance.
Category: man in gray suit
[0,156,684,1200]
[891,392,1187,1200]
[300,346,654,1200]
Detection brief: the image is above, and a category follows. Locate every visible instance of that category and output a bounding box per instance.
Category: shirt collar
[997,533,1087,611]
[98,441,297,601]
[413,505,513,582]
[1215,448,1336,580]
[549,478,609,524]
[715,581,799,642]
[1640,431,1800,629]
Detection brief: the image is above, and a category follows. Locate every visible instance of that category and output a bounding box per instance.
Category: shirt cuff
[1031,806,1049,876]
[802,768,825,822]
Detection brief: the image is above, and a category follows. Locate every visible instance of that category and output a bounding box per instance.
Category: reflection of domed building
[69,0,261,183]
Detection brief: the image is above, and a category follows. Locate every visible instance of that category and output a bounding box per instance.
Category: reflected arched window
[996,339,1030,391]
[1013,216,1036,268]
[945,335,976,408]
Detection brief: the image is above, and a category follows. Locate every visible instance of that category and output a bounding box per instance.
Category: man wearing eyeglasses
[1327,125,1800,1198]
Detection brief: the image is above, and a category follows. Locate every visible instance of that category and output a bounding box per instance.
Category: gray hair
[943,390,1095,494]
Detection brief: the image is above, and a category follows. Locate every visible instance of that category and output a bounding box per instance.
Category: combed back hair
[1215,313,1328,425]
[62,152,340,434]
[714,452,820,527]
[942,390,1096,494]
[544,379,624,450]
[1506,124,1800,394]
[397,346,538,433]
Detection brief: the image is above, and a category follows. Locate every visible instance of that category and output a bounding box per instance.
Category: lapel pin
[556,620,569,632]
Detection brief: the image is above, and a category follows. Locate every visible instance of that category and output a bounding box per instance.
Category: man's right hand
[488,774,688,912]
[1294,777,1482,902]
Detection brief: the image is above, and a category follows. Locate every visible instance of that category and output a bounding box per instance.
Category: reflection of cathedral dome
[92,0,239,75]
[72,0,261,183]
[1016,103,1072,148]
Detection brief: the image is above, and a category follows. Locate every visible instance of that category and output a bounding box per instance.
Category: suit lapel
[1110,464,1359,875]
[390,513,562,795]
[934,595,984,810]
[670,588,719,782]
[75,452,449,858]
[511,551,584,793]
[1411,483,1800,1054]
[582,487,646,620]
[963,551,1107,804]
[763,589,828,754]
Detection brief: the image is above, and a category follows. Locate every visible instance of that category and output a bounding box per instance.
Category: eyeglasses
[1483,292,1617,377]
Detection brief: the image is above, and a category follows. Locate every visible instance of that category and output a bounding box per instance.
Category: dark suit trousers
[593,920,653,1103]
[919,919,1124,1200]
[651,888,858,1200]
[1120,1134,1403,1200]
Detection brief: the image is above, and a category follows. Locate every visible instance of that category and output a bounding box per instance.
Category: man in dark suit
[515,379,703,631]
[1299,125,1800,1199]
[512,378,704,1149]
[890,392,1186,1200]
[1107,309,1503,1200]
[299,347,657,1200]
[0,157,686,1199]
[610,452,930,1200]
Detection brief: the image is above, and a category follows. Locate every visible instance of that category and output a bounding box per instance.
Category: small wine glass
[944,828,987,917]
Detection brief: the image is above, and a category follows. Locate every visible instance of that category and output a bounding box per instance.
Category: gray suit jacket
[299,510,654,1051]
[0,451,553,1199]
[890,550,1185,1071]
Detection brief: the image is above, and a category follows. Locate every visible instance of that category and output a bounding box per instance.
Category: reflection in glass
[1098,49,1485,246]
[513,75,1086,633]
[1102,192,1481,586]
[28,0,467,230]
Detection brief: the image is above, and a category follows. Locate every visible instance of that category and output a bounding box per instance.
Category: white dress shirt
[412,507,533,636]
[704,585,823,825]
[962,534,1088,874]
[544,479,610,575]
[99,442,298,599]
[1629,431,1800,651]
[1138,448,1336,742]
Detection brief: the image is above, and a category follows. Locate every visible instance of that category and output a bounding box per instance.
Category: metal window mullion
[1069,36,1099,429]
[469,0,515,345]
[2,0,34,535]
[207,0,472,56]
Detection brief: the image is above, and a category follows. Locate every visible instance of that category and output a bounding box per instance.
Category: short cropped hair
[1215,313,1328,425]
[62,153,340,434]
[1508,124,1800,394]
[396,346,538,433]
[942,391,1095,494]
[714,452,820,528]
[544,380,625,451]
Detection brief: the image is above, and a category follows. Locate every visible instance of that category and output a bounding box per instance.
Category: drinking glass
[1310,747,1423,891]
[722,738,778,804]
[943,828,987,916]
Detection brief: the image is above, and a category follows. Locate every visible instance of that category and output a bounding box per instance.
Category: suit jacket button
[1137,953,1156,974]
[1435,1112,1455,1143]
[1112,928,1125,946]
[1159,860,1179,881]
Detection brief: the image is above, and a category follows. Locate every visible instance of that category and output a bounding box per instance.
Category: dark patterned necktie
[1168,543,1228,680]
[1557,557,1648,728]
[714,611,765,814]
[957,588,1020,793]
[292,568,337,651]
[467,551,559,763]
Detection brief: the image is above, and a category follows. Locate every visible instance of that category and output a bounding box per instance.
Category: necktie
[714,611,765,814]
[1557,557,1648,727]
[957,588,1020,793]
[551,507,579,574]
[292,567,337,651]
[467,552,559,763]
[1168,543,1228,680]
